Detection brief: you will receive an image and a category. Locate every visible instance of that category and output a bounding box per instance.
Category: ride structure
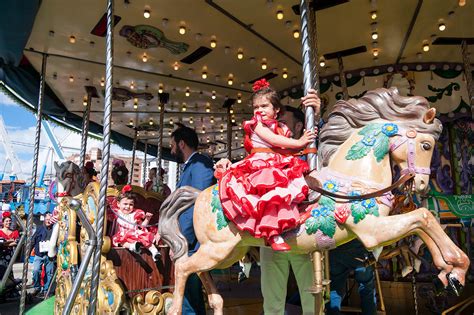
[0,0,472,314]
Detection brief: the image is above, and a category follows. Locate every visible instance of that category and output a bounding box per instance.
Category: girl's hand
[154,233,161,244]
[214,158,231,171]
[298,130,316,147]
[301,89,321,112]
[145,212,153,220]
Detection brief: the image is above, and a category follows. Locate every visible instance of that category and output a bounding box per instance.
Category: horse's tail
[158,186,200,261]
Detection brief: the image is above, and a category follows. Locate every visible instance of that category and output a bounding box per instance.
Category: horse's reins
[304,171,416,201]
[303,128,428,202]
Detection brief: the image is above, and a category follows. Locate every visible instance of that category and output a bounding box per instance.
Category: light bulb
[293,30,300,39]
[144,9,151,19]
[179,26,186,35]
[371,32,378,40]
[370,11,377,19]
[319,59,326,67]
[158,85,163,93]
[83,97,88,106]
[170,119,174,125]
[100,78,105,87]
[276,10,284,20]
[372,49,379,57]
[282,71,288,79]
[173,63,179,71]
[228,78,233,85]
[69,75,74,83]
[261,62,267,70]
[189,117,193,124]
[149,119,153,125]
[211,92,216,100]
[423,43,430,52]
[438,23,446,31]
[237,51,244,60]
[69,36,76,44]
[202,72,207,79]
[210,39,217,48]
[182,104,187,112]
[142,54,148,62]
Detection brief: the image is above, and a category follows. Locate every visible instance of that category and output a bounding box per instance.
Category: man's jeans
[32,255,55,293]
[326,243,377,315]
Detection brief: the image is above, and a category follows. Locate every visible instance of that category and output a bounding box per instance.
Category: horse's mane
[318,87,443,167]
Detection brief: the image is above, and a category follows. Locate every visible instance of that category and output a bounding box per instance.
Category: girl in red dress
[0,212,19,283]
[218,79,316,251]
[112,185,160,261]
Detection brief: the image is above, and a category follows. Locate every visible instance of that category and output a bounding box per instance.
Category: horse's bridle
[306,128,430,201]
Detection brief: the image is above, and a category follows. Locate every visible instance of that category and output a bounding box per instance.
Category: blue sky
[0,92,135,181]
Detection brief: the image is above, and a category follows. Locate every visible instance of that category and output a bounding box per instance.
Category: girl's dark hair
[117,191,136,202]
[111,165,129,185]
[252,87,284,116]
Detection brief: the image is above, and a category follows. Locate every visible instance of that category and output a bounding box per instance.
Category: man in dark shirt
[31,213,56,298]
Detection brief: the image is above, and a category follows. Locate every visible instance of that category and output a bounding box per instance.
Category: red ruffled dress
[219,113,309,239]
[111,209,155,248]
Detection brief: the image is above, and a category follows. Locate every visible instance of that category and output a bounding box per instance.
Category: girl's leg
[148,244,161,261]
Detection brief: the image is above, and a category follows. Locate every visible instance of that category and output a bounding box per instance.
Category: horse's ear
[423,108,436,124]
[54,161,60,172]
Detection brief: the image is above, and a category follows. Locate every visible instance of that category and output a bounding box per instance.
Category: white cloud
[0,92,20,107]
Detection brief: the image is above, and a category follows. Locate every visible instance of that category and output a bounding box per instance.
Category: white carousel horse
[158,88,470,315]
[47,161,86,259]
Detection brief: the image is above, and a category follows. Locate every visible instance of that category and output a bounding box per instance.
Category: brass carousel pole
[89,0,114,313]
[19,53,47,315]
[142,140,148,187]
[460,40,473,119]
[226,107,232,161]
[156,93,168,192]
[299,1,328,314]
[79,86,97,168]
[129,129,138,184]
[337,56,349,100]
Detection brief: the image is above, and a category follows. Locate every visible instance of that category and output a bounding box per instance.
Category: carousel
[0,0,472,314]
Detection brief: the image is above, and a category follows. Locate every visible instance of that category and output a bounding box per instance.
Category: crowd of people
[0,78,377,314]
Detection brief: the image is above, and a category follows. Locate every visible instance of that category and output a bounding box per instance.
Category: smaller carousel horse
[159,88,470,315]
[48,161,87,270]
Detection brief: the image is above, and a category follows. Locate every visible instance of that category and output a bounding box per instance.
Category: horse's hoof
[446,273,463,296]
[432,276,445,296]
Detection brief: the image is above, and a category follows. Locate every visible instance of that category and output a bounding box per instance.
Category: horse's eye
[422,142,431,150]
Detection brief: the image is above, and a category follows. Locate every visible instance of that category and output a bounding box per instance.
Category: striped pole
[89,0,114,313]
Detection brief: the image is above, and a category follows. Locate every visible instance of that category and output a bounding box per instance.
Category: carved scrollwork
[131,290,165,315]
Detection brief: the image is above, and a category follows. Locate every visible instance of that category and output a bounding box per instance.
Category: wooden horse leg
[198,271,224,315]
[169,239,240,315]
[347,208,469,288]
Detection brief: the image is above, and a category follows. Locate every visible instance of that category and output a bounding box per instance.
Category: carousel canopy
[0,0,472,160]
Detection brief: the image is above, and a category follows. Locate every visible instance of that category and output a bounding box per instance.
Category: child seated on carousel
[215,79,317,251]
[112,185,161,261]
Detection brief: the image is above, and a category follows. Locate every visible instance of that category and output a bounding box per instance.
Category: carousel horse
[158,88,470,315]
[48,161,86,265]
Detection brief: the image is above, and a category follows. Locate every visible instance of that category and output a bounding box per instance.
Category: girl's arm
[254,122,315,149]
[142,212,153,226]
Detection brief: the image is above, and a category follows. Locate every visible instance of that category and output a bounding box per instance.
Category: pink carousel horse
[158,88,470,315]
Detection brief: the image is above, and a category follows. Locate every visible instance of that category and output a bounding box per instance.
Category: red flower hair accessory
[2,211,11,218]
[252,79,270,92]
[121,185,132,194]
